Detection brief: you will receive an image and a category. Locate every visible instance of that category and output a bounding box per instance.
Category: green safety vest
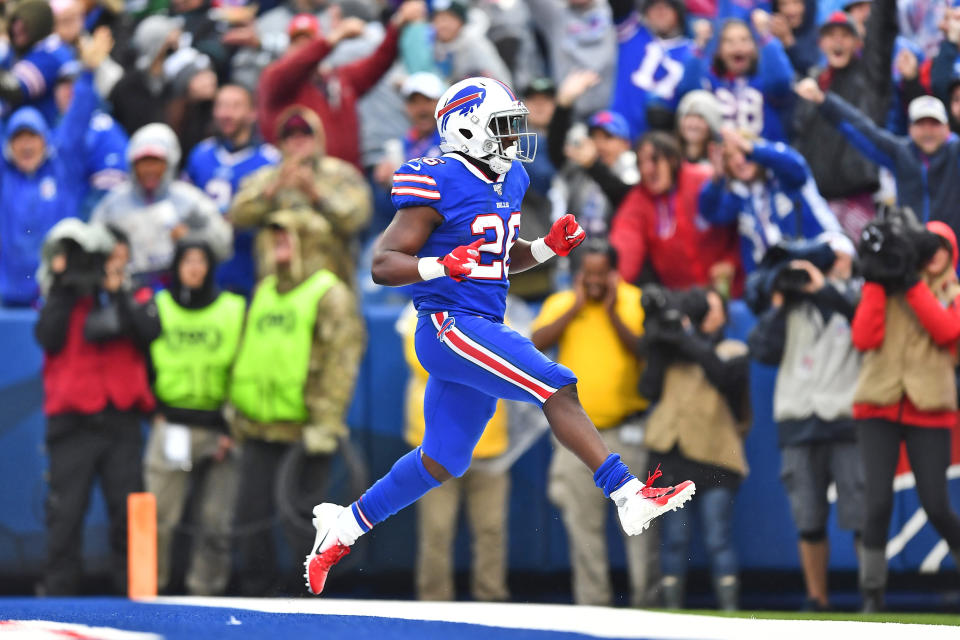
[229,270,338,423]
[151,290,246,411]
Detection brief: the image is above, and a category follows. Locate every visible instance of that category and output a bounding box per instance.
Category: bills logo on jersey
[493,183,503,196]
[437,85,487,129]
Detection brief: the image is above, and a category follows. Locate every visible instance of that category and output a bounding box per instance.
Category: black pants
[233,439,329,596]
[44,411,144,595]
[858,419,960,551]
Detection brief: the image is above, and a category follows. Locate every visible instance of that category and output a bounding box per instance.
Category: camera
[642,284,686,335]
[56,238,108,292]
[772,266,812,297]
[858,205,942,291]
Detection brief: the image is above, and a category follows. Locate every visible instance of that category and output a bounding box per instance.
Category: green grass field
[675,610,960,626]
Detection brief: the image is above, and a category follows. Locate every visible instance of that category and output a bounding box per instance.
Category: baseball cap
[401,72,446,101]
[818,11,859,36]
[587,110,631,141]
[432,0,468,23]
[841,0,872,9]
[522,77,556,98]
[908,95,948,124]
[288,13,319,38]
[132,145,169,162]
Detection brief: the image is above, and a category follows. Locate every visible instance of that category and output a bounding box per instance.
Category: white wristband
[418,257,446,281]
[530,238,556,264]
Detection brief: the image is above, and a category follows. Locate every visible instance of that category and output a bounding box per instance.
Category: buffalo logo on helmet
[437,85,487,130]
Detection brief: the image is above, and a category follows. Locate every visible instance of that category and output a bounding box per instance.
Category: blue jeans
[660,486,738,578]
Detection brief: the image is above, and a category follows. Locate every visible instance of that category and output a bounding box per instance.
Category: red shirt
[43,297,155,417]
[609,163,742,294]
[257,25,400,169]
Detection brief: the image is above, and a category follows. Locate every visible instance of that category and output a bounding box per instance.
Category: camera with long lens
[744,238,836,313]
[641,284,686,336]
[858,205,942,291]
[772,266,812,297]
[56,238,108,293]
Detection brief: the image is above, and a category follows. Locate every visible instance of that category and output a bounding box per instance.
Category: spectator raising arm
[795,79,900,171]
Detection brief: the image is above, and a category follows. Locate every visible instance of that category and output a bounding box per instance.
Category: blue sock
[593,453,635,498]
[349,447,441,532]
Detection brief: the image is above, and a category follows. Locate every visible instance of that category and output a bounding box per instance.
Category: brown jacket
[853,292,959,413]
[644,340,751,476]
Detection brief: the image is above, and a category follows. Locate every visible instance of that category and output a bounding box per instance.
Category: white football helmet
[434,77,537,174]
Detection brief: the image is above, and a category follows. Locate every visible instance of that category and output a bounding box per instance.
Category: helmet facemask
[484,106,537,165]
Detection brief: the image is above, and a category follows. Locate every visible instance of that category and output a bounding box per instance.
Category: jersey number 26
[469,212,521,280]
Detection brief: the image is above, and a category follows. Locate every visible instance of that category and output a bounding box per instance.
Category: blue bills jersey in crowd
[391,154,530,323]
[1,35,76,125]
[77,111,129,217]
[678,37,793,142]
[185,138,281,212]
[185,138,281,295]
[610,13,693,138]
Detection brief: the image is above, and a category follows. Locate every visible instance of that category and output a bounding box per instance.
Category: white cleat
[612,465,696,536]
[303,503,351,595]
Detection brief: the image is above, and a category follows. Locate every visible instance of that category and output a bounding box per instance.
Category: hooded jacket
[2,1,75,126]
[0,72,97,306]
[230,210,365,455]
[150,238,245,430]
[91,123,232,280]
[851,222,960,428]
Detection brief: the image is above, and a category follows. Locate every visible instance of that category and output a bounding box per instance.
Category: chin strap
[487,155,512,175]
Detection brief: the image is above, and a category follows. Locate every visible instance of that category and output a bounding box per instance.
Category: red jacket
[609,163,743,294]
[43,298,155,417]
[257,25,400,168]
[851,222,960,428]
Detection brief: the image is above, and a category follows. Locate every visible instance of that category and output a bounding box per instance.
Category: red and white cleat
[303,503,351,595]
[611,464,696,536]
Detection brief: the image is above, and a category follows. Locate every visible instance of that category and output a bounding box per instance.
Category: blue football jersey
[611,14,693,138]
[679,38,794,142]
[185,138,281,296]
[392,154,530,322]
[10,35,76,126]
[185,138,281,212]
[85,111,129,192]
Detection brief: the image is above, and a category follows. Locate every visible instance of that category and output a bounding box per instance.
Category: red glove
[544,214,586,256]
[439,239,484,282]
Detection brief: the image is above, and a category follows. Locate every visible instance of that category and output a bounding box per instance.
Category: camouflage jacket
[229,155,372,288]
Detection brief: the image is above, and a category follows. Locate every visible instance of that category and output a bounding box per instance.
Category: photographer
[851,216,960,612]
[640,286,750,610]
[34,220,160,595]
[747,234,865,611]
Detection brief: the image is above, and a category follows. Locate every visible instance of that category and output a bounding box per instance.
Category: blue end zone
[0,598,643,640]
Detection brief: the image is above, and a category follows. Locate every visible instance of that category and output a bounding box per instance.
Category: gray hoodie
[91,123,232,276]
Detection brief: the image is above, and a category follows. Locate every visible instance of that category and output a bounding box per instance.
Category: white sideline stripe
[886,508,928,560]
[150,597,960,640]
[920,539,950,574]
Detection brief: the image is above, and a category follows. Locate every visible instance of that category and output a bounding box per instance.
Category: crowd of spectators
[3,0,960,613]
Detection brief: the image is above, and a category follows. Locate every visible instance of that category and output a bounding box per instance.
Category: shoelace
[640,464,673,499]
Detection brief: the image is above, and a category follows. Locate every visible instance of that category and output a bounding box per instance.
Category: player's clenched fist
[439,239,484,281]
[545,214,586,256]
